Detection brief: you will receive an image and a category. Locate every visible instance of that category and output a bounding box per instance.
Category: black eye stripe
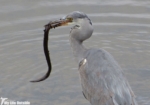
[75,25,80,27]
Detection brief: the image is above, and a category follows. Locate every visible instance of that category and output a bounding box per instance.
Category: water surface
[0,0,150,105]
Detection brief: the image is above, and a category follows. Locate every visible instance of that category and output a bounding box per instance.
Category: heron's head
[60,11,94,42]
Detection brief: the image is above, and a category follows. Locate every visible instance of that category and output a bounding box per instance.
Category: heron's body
[68,11,138,105]
[78,48,137,105]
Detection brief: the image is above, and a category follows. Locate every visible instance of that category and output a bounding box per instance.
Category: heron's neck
[70,37,86,63]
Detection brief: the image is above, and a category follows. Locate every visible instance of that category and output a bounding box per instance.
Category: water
[0,0,150,105]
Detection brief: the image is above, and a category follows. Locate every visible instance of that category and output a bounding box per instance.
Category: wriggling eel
[30,18,72,82]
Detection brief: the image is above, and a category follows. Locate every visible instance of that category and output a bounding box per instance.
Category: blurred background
[0,0,150,105]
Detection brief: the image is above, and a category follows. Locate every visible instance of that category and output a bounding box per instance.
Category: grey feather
[80,48,137,105]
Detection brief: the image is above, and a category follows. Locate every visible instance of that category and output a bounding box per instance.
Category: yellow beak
[44,18,73,29]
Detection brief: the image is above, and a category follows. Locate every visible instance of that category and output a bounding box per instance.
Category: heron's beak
[60,17,73,26]
[45,17,73,29]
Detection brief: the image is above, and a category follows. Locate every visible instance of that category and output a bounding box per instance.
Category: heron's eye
[67,17,73,22]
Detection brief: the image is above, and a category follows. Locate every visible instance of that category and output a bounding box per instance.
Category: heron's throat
[70,37,86,63]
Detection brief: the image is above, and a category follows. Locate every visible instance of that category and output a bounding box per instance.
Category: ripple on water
[0,0,150,104]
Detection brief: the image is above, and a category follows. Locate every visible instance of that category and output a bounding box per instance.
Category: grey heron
[31,11,138,105]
